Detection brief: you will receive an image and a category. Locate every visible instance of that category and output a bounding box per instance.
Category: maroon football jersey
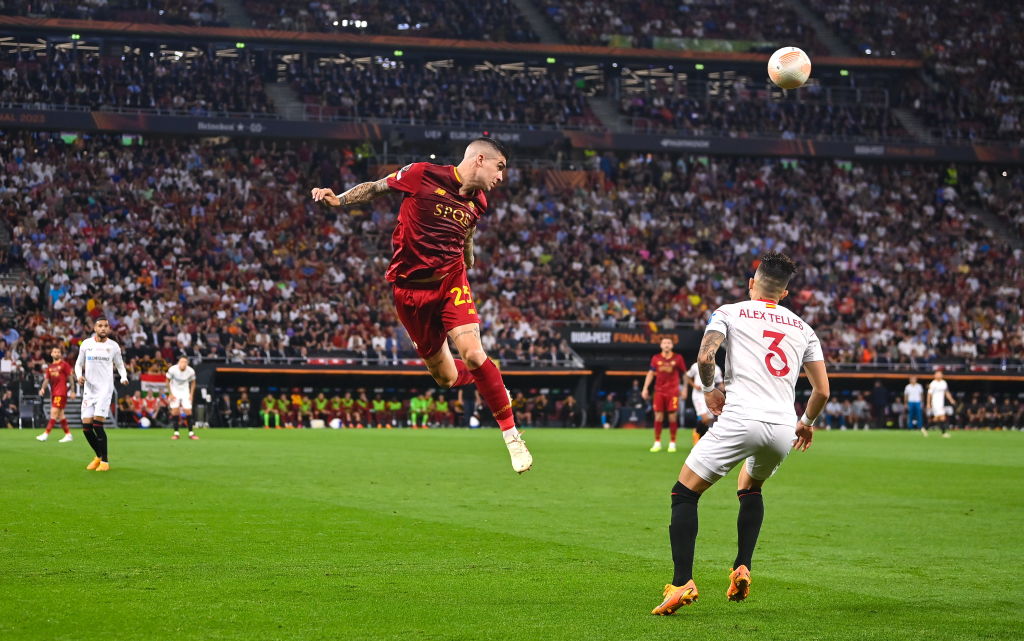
[650,353,686,395]
[384,162,486,282]
[46,361,73,396]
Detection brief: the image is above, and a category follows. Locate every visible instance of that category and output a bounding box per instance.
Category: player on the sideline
[652,252,829,615]
[925,369,955,438]
[903,375,924,432]
[642,338,687,453]
[36,346,76,442]
[167,356,198,440]
[311,137,531,473]
[74,318,129,472]
[684,359,723,444]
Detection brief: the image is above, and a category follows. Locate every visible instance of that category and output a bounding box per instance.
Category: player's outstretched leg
[433,326,532,474]
[652,480,702,614]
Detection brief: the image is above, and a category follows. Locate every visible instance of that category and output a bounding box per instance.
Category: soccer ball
[139,416,151,428]
[767,47,812,90]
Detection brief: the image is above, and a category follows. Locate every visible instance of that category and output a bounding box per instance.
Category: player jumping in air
[37,347,76,442]
[75,318,129,472]
[311,137,531,473]
[652,252,830,614]
[167,356,198,440]
[642,338,687,453]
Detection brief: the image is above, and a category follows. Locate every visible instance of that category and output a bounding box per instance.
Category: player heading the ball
[311,137,531,473]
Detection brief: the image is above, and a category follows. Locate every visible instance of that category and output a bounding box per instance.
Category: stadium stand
[0,46,272,117]
[4,0,228,26]
[242,0,538,42]
[805,0,1024,144]
[2,131,1020,379]
[286,57,600,129]
[533,0,825,52]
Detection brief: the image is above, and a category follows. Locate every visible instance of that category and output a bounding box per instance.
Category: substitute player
[684,359,723,444]
[925,369,955,438]
[167,356,197,440]
[311,137,531,473]
[36,346,75,442]
[74,318,128,472]
[642,338,687,453]
[652,252,829,615]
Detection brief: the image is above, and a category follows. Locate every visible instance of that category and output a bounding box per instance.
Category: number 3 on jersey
[450,285,477,315]
[762,330,790,377]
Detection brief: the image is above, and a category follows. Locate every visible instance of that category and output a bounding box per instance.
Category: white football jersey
[74,337,127,395]
[166,365,196,396]
[927,379,948,408]
[904,383,924,404]
[686,361,722,399]
[705,299,823,424]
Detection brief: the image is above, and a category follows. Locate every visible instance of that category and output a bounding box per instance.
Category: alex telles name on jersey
[737,308,805,330]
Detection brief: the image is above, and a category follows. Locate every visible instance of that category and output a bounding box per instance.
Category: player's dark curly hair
[472,136,510,163]
[756,251,798,293]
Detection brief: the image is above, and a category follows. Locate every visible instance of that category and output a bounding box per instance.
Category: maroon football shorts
[392,269,479,359]
[653,392,679,413]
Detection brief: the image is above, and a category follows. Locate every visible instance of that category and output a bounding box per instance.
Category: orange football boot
[95,461,110,472]
[86,457,102,471]
[651,580,699,615]
[726,566,751,601]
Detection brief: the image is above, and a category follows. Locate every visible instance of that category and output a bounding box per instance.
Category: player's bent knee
[461,349,488,370]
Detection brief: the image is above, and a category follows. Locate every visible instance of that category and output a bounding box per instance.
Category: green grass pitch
[1,428,1020,641]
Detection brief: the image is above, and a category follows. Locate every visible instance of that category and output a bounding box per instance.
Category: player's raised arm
[311,177,394,208]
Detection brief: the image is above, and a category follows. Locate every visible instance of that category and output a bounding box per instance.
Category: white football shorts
[168,394,193,411]
[81,392,113,419]
[929,404,946,418]
[684,413,796,483]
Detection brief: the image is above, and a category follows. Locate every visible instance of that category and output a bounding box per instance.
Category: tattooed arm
[697,330,725,389]
[310,177,394,208]
[463,226,476,269]
[698,330,726,415]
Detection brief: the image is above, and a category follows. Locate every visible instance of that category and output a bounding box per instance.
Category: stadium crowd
[3,0,227,25]
[806,0,1023,144]
[287,59,598,128]
[242,0,537,42]
[1,131,1022,387]
[621,93,907,141]
[534,0,823,52]
[0,46,272,116]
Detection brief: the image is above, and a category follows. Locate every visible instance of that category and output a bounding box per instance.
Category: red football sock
[60,418,70,434]
[45,419,55,434]
[669,420,678,443]
[469,359,515,430]
[451,359,476,388]
[653,419,663,442]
